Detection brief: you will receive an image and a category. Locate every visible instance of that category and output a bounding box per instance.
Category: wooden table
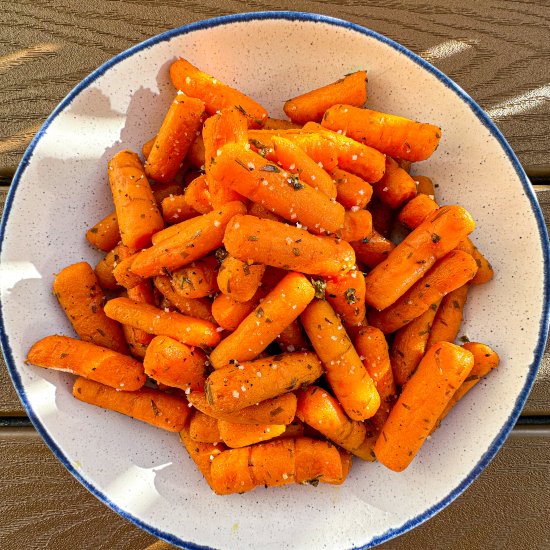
[1,2,549,549]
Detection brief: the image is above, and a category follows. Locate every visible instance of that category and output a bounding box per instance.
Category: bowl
[1,11,548,550]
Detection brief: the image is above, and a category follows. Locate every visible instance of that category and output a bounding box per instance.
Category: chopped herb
[406,252,413,259]
[286,377,298,391]
[265,317,273,324]
[96,328,105,336]
[256,307,264,319]
[89,227,98,234]
[162,266,173,277]
[248,235,259,241]
[402,403,411,410]
[243,263,250,275]
[361,236,370,244]
[287,174,305,190]
[430,303,438,311]
[292,247,301,256]
[306,476,321,487]
[452,300,460,309]
[324,317,333,325]
[151,400,160,416]
[60,353,68,359]
[431,233,441,243]
[459,335,471,343]
[249,138,270,157]
[259,164,280,173]
[344,288,357,304]
[180,276,193,289]
[235,158,252,171]
[270,406,284,418]
[215,248,228,264]
[311,279,326,299]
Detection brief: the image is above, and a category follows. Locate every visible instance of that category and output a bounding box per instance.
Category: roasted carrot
[205,351,323,413]
[223,215,356,276]
[112,253,143,289]
[161,194,199,225]
[322,104,442,162]
[364,205,476,311]
[86,211,120,252]
[300,299,380,421]
[108,150,164,250]
[73,377,189,432]
[294,437,346,485]
[142,136,155,160]
[170,255,219,299]
[27,335,145,390]
[143,335,207,392]
[94,243,132,290]
[183,174,212,214]
[398,193,439,230]
[53,262,128,353]
[470,245,494,285]
[276,319,310,353]
[217,255,265,303]
[284,71,367,124]
[247,201,283,222]
[414,175,436,198]
[324,270,366,326]
[122,281,156,359]
[331,167,373,210]
[263,117,301,130]
[374,342,474,471]
[426,284,469,348]
[350,230,395,268]
[131,201,247,278]
[369,250,478,333]
[104,297,220,347]
[372,156,417,209]
[218,420,286,448]
[189,410,222,443]
[339,210,373,242]
[211,289,264,331]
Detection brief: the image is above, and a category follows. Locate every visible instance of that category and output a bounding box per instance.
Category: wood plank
[0,426,548,549]
[0,0,548,174]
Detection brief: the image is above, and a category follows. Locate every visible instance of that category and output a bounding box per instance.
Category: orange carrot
[372,156,417,209]
[170,255,219,299]
[247,201,283,222]
[142,136,155,159]
[170,58,268,127]
[331,167,373,210]
[53,262,128,353]
[324,270,366,326]
[398,193,439,230]
[73,377,189,432]
[143,335,207,392]
[294,437,346,485]
[184,174,212,214]
[131,201,247,278]
[187,133,206,168]
[217,255,265,303]
[350,230,395,268]
[86,211,120,252]
[205,352,323,413]
[284,71,367,124]
[223,215,356,276]
[470,245,494,285]
[94,243,132,290]
[145,93,205,183]
[364,205,476,311]
[263,117,301,130]
[414,175,436,198]
[300,299,380,421]
[322,104,442,162]
[209,272,315,369]
[374,342,474,471]
[113,253,143,289]
[218,420,286,448]
[369,250,478,333]
[27,335,145,390]
[189,410,222,443]
[276,319,309,353]
[108,150,164,250]
[122,281,156,359]
[211,289,264,331]
[426,284,469,348]
[340,210,373,242]
[104,297,220,347]
[161,194,199,225]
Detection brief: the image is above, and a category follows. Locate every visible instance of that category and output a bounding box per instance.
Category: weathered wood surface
[0,0,549,174]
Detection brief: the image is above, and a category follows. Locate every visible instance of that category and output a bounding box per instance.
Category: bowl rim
[1,10,549,550]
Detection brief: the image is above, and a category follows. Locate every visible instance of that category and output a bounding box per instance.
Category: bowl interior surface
[0,13,547,550]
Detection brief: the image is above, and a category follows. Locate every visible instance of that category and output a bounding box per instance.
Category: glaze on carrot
[217,255,265,303]
[189,410,222,443]
[86,211,120,252]
[324,270,366,327]
[426,284,469,348]
[211,289,264,331]
[161,194,200,225]
[183,174,212,214]
[331,167,373,210]
[372,156,417,209]
[350,230,395,269]
[170,255,219,299]
[339,210,373,242]
[218,420,286,448]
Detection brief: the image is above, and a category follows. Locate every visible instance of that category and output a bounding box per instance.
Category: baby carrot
[108,150,164,250]
[211,289,264,331]
[145,93,205,183]
[364,205,476,311]
[27,335,145,390]
[300,299,380,421]
[104,297,220,348]
[170,255,219,299]
[284,70,367,124]
[218,420,286,448]
[470,245,494,285]
[223,215,356,276]
[143,335,207,392]
[426,284,469,348]
[205,351,323,413]
[372,156,417,209]
[183,174,212,214]
[374,342,474,471]
[369,250,478,334]
[94,243,133,291]
[131,201,247,278]
[324,270,366,326]
[331,167,373,210]
[112,253,143,289]
[339,210,373,242]
[86,211,120,252]
[398,193,439,230]
[187,133,206,168]
[414,175,436,198]
[53,262,128,353]
[161,194,199,225]
[276,319,310,353]
[217,255,265,303]
[123,281,156,359]
[170,58,267,126]
[142,136,155,159]
[189,410,222,443]
[350,230,395,268]
[322,104,442,162]
[294,437,346,485]
[210,272,315,368]
[73,377,190,432]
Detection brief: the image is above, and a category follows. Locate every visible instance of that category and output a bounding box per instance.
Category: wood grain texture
[0,427,547,549]
[0,0,548,174]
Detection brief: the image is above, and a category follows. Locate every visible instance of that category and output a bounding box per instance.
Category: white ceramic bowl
[1,12,548,550]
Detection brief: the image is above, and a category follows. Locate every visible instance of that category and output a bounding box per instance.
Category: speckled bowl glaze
[1,12,548,550]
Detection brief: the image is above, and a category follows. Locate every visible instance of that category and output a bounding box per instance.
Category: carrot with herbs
[122,281,156,359]
[276,319,309,352]
[217,255,265,303]
[398,193,439,230]
[339,210,373,242]
[161,194,199,225]
[350,230,395,268]
[426,284,469,348]
[183,174,212,214]
[331,167,373,210]
[94,243,133,290]
[170,255,219,299]
[247,201,283,222]
[372,156,417,209]
[73,377,189,432]
[374,342,474,471]
[112,253,143,289]
[27,335,145,390]
[211,289,264,331]
[324,270,366,327]
[86,211,120,252]
[218,420,286,448]
[189,410,222,443]
[142,136,155,159]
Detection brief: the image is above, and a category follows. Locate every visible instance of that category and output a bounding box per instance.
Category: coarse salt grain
[232,391,240,398]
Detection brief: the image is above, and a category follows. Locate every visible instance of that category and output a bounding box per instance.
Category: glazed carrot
[276,319,309,353]
[170,255,219,299]
[284,71,367,124]
[272,136,337,199]
[398,193,438,230]
[131,201,246,278]
[209,446,257,494]
[122,281,156,359]
[142,136,155,159]
[108,150,164,250]
[324,270,366,326]
[331,167,373,210]
[170,58,268,127]
[211,289,264,331]
[294,438,346,485]
[94,243,132,290]
[188,391,297,425]
[205,352,323,413]
[187,133,206,168]
[27,335,145,390]
[86,211,120,252]
[339,210,373,242]
[183,174,212,214]
[104,297,220,347]
[470,245,494,285]
[161,194,199,225]
[145,93,205,183]
[211,144,345,233]
[143,335,207,392]
[374,342,474,471]
[223,215,356,276]
[73,377,189,432]
[113,253,143,289]
[189,410,222,443]
[372,156,417,209]
[247,201,283,222]
[426,284,469,348]
[364,205,476,311]
[414,175,436,198]
[350,230,395,269]
[209,272,315,368]
[217,255,265,303]
[263,117,301,130]
[301,299,380,421]
[369,250,478,333]
[218,420,286,448]
[390,302,441,387]
[53,262,128,353]
[322,104,442,162]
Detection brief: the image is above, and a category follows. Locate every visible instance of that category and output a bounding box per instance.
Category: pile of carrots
[26,57,499,495]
